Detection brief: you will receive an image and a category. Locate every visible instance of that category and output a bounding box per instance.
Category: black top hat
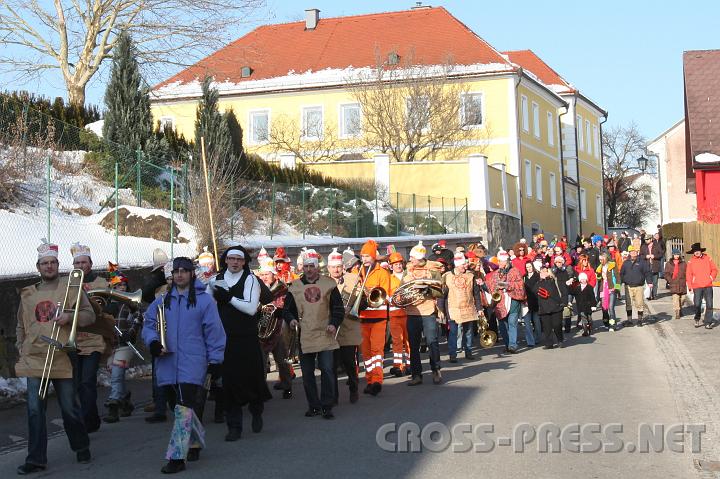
[686,242,706,254]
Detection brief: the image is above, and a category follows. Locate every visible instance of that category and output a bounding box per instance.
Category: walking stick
[200,137,220,271]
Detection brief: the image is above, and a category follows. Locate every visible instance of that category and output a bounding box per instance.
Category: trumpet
[491,281,509,303]
[157,295,168,352]
[39,269,84,400]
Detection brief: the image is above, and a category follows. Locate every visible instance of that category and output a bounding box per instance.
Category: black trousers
[540,311,563,346]
[333,345,359,403]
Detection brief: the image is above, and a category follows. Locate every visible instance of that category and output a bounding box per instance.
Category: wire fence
[0,93,468,277]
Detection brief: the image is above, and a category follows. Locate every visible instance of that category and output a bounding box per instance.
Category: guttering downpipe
[599,112,609,231]
[571,95,582,236]
[514,67,524,236]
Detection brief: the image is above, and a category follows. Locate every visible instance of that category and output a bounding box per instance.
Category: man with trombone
[15,240,95,475]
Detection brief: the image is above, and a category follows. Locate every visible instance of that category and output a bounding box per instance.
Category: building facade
[150,6,606,242]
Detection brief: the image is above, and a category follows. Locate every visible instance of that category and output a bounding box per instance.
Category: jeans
[407,314,441,377]
[523,311,541,346]
[299,350,335,410]
[109,365,126,402]
[448,321,473,357]
[601,290,617,321]
[693,286,714,323]
[70,352,100,430]
[25,377,89,466]
[650,273,659,298]
[498,300,520,350]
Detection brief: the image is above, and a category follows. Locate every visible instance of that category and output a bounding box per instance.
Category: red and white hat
[303,248,320,266]
[328,247,343,267]
[70,242,91,260]
[258,257,276,274]
[37,238,59,260]
[453,252,467,267]
[497,249,510,262]
[257,246,269,265]
[273,247,291,263]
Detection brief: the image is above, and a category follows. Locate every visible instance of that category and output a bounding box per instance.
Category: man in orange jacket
[685,242,718,328]
[388,252,410,377]
[358,240,391,396]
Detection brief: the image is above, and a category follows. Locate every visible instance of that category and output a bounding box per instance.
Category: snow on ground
[0,377,27,409]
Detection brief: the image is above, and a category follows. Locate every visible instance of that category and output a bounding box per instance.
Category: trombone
[156,295,168,352]
[39,269,84,400]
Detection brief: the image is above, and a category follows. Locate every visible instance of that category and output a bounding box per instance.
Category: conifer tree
[102,31,152,174]
[194,76,236,172]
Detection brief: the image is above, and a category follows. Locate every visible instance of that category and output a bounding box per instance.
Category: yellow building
[150,6,607,246]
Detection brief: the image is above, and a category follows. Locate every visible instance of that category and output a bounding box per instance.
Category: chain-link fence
[0,93,468,277]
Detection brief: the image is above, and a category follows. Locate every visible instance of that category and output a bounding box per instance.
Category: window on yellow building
[576,114,584,151]
[593,124,600,159]
[249,110,269,144]
[585,120,592,153]
[524,160,532,198]
[406,96,429,133]
[580,187,587,220]
[302,106,323,140]
[547,111,554,146]
[521,95,529,132]
[535,165,543,202]
[340,103,361,138]
[549,172,557,207]
[460,93,483,127]
[595,194,603,225]
[532,102,540,139]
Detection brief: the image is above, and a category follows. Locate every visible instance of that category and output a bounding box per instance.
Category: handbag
[553,277,572,318]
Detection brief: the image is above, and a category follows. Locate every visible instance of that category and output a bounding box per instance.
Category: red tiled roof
[503,49,575,93]
[684,50,720,162]
[154,7,513,91]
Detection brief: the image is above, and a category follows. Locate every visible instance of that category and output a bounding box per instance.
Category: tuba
[477,311,497,348]
[258,281,288,340]
[390,279,443,308]
[39,269,85,399]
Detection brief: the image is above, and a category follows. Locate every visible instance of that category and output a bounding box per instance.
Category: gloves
[213,286,232,305]
[149,340,163,358]
[207,363,222,380]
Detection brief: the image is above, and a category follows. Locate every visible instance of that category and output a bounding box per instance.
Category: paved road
[0,300,716,478]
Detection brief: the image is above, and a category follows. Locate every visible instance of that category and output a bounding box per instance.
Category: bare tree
[265,113,346,163]
[347,55,490,162]
[0,0,263,107]
[602,123,658,228]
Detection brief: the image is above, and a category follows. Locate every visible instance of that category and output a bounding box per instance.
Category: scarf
[672,259,680,280]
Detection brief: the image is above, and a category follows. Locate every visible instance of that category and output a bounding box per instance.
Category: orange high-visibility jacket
[358,263,391,322]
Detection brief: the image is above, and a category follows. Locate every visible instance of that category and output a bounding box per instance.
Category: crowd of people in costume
[13,228,718,474]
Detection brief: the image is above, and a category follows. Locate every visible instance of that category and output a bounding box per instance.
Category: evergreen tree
[102,31,152,175]
[194,76,236,172]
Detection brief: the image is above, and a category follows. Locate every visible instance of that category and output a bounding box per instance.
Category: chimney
[305,9,320,30]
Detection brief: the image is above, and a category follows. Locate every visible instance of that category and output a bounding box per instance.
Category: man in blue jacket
[143,257,226,474]
[619,246,653,327]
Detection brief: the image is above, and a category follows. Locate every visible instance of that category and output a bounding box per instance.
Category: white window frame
[248,109,270,145]
[549,171,557,207]
[593,124,600,159]
[535,165,543,202]
[524,159,532,198]
[576,114,584,151]
[532,101,540,139]
[580,187,587,220]
[521,95,529,132]
[460,92,484,128]
[585,120,592,153]
[547,111,554,146]
[339,103,361,138]
[159,116,174,130]
[301,105,324,140]
[406,95,430,133]
[595,194,603,225]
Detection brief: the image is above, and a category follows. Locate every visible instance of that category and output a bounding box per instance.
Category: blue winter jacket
[143,279,226,387]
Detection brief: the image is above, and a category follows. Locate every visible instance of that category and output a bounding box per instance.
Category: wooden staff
[200,137,220,271]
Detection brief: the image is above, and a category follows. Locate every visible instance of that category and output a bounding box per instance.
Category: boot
[161,460,186,474]
[103,402,119,423]
[637,312,644,327]
[225,428,242,441]
[119,392,134,417]
[674,309,681,320]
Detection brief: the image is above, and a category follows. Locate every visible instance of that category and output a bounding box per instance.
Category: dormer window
[241,66,253,78]
[388,52,400,65]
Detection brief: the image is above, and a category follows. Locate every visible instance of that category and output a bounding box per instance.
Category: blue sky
[4,0,719,140]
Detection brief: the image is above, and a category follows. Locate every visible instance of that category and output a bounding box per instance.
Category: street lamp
[636,155,649,173]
